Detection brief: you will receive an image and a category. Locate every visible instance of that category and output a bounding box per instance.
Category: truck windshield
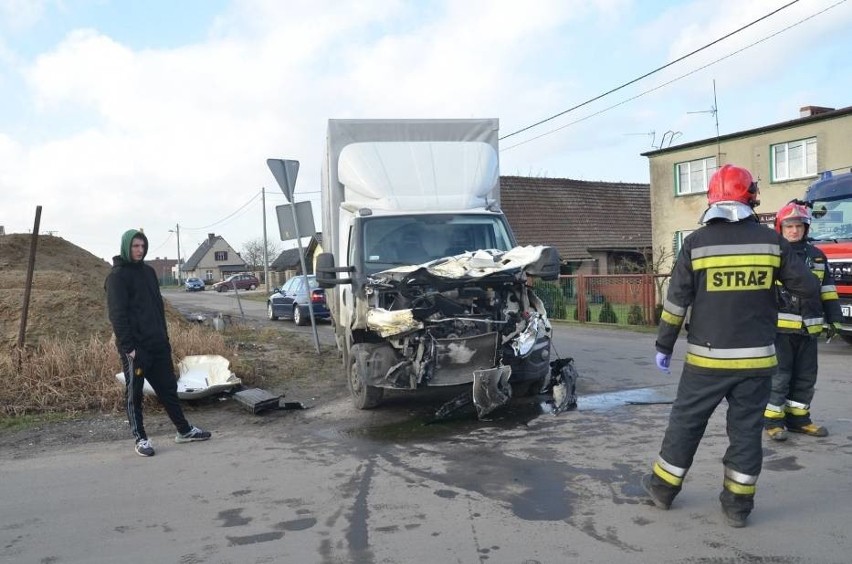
[809,196,852,241]
[361,214,515,274]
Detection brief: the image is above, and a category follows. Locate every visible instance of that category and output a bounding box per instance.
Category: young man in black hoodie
[106,229,211,457]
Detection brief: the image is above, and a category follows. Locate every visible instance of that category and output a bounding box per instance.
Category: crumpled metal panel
[430,332,498,386]
[472,365,512,418]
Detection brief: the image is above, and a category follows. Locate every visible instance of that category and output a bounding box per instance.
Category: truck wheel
[267,303,278,320]
[348,344,383,409]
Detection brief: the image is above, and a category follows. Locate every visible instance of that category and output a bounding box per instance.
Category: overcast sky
[1,0,850,264]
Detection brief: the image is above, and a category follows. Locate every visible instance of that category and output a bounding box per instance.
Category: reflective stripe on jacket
[656,218,820,375]
[775,241,843,334]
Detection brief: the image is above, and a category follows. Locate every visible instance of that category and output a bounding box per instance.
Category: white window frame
[675,157,717,196]
[772,137,817,181]
[674,229,695,256]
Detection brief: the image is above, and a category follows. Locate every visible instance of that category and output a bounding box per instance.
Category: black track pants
[120,348,191,442]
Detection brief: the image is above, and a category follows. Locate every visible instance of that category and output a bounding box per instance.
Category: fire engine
[804,170,852,344]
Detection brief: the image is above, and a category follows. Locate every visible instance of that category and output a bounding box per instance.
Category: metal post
[262,187,270,293]
[176,223,182,285]
[291,204,321,354]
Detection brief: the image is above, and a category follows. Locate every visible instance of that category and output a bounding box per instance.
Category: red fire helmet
[707,164,759,207]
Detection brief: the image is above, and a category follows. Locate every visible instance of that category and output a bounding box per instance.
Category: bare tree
[242,238,282,271]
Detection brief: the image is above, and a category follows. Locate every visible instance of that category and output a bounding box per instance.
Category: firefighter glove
[825,322,841,343]
[655,352,671,374]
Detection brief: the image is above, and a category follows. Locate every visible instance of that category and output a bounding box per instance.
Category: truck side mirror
[316,252,353,287]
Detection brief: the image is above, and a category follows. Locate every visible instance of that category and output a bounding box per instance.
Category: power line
[182,190,262,231]
[499,0,801,141]
[501,0,843,152]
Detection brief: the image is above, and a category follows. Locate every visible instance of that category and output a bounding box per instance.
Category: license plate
[842,305,852,318]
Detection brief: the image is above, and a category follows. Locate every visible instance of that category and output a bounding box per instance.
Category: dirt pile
[0,234,115,347]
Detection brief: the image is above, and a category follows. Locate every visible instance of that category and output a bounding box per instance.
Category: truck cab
[805,170,852,344]
[316,119,560,416]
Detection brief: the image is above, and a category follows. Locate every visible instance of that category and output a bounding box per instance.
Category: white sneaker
[175,426,211,443]
[135,439,155,457]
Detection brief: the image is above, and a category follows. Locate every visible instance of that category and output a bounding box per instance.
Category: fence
[533,274,671,327]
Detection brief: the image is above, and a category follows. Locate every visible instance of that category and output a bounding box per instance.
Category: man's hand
[655,352,671,374]
[825,322,841,343]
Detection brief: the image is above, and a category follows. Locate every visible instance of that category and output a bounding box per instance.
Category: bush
[573,304,591,322]
[598,300,618,324]
[533,281,565,319]
[627,304,644,325]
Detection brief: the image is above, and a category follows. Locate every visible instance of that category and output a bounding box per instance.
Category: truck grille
[828,261,852,285]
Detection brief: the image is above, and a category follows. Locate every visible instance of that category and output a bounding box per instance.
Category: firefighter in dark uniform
[642,164,820,528]
[764,201,843,441]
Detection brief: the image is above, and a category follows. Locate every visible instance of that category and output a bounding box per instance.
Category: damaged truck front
[316,119,561,418]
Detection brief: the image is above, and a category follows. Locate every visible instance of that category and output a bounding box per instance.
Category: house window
[214,251,228,261]
[772,137,817,181]
[205,270,213,281]
[676,157,717,196]
[673,230,695,257]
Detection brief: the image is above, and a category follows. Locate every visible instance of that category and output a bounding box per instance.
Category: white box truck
[316,119,561,417]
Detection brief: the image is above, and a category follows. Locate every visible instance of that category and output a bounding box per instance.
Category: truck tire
[348,344,384,409]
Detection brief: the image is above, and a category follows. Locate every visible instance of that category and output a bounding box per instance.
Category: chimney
[208,233,216,244]
[799,105,835,118]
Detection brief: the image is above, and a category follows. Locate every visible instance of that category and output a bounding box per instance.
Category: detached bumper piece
[472,365,512,419]
[233,388,283,414]
[541,358,578,415]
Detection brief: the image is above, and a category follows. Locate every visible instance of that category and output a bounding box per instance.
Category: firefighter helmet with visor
[707,164,759,207]
[774,201,811,234]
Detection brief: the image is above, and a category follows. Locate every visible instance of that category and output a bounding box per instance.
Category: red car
[212,273,260,292]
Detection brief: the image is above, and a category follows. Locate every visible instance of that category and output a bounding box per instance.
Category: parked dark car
[267,275,330,325]
[184,277,205,292]
[213,273,260,292]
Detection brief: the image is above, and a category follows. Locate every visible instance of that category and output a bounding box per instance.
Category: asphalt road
[2,292,851,563]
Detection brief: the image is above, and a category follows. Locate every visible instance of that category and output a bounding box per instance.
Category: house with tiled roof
[181,233,247,282]
[500,176,651,274]
[269,234,324,286]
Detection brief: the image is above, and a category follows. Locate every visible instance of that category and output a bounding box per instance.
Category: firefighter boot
[641,473,679,510]
[719,489,753,528]
[785,404,829,437]
[763,406,787,441]
[764,422,788,442]
[786,421,829,437]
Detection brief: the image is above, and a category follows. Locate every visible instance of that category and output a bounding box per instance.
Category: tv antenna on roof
[623,130,656,148]
[687,79,721,161]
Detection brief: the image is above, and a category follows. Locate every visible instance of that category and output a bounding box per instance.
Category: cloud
[2,0,850,260]
[0,0,46,32]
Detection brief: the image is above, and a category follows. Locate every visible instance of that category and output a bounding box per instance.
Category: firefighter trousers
[770,333,818,409]
[660,366,770,478]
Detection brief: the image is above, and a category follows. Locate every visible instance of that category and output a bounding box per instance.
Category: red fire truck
[804,170,852,344]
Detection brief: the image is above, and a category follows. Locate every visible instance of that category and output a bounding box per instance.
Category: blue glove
[655,352,671,374]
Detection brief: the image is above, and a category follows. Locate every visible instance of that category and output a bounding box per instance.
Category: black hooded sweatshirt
[105,229,170,355]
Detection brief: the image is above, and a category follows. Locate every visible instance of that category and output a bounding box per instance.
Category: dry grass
[0,322,235,417]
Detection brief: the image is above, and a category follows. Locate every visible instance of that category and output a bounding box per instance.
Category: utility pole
[170,223,182,285]
[262,187,270,293]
